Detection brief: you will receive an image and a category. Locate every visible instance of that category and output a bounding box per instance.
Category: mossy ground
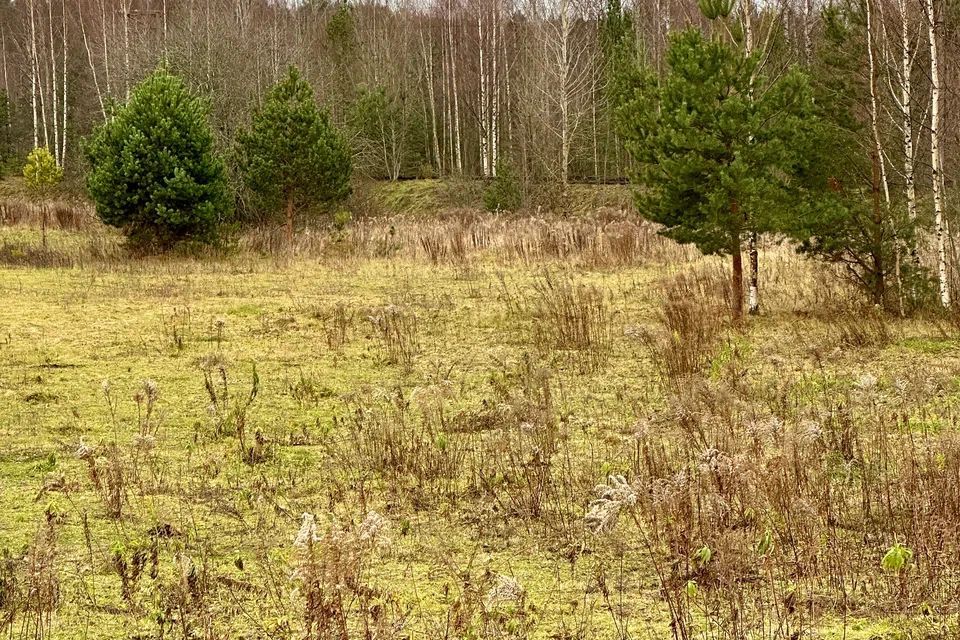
[1,222,958,639]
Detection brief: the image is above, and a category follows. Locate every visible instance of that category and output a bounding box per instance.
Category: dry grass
[2,203,960,640]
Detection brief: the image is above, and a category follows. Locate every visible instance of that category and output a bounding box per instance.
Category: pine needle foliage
[85,69,232,249]
[617,29,830,316]
[235,66,352,234]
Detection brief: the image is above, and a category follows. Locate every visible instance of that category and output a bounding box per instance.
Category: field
[2,201,960,639]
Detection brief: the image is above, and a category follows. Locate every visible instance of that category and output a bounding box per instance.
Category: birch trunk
[731,201,744,323]
[897,0,919,267]
[48,0,60,163]
[867,0,891,209]
[60,0,67,165]
[29,0,40,148]
[448,0,463,173]
[79,0,108,119]
[491,2,500,177]
[123,0,130,98]
[0,28,7,102]
[559,0,570,185]
[441,23,452,173]
[868,0,891,305]
[926,0,950,306]
[421,30,441,172]
[101,0,111,97]
[743,0,760,315]
[478,11,490,177]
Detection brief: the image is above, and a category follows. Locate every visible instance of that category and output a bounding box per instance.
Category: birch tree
[925,0,950,306]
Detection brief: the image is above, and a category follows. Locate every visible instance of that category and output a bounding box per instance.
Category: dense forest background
[0,0,954,187]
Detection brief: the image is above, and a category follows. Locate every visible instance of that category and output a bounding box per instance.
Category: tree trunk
[48,0,60,162]
[79,0,107,120]
[286,197,294,248]
[478,12,489,177]
[866,0,892,306]
[732,233,744,324]
[926,0,950,307]
[420,30,441,173]
[29,0,40,148]
[731,201,743,323]
[899,0,918,263]
[60,0,67,166]
[447,0,463,174]
[871,149,886,306]
[748,232,759,315]
[743,0,759,316]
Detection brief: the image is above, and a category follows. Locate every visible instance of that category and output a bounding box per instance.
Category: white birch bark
[866,0,891,208]
[478,10,490,177]
[79,0,108,119]
[559,0,570,185]
[448,0,463,173]
[60,0,67,165]
[887,0,919,267]
[101,0,111,97]
[29,0,40,148]
[744,0,760,315]
[925,0,950,306]
[48,0,60,163]
[421,29,442,172]
[123,0,130,98]
[491,0,500,176]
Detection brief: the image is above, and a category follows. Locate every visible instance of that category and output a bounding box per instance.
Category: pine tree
[235,66,352,243]
[599,0,636,103]
[619,29,827,321]
[483,158,522,211]
[784,4,926,309]
[23,146,62,248]
[85,69,232,249]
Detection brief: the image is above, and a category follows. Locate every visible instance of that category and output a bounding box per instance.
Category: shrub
[84,69,232,249]
[235,66,352,243]
[23,148,62,193]
[483,159,523,212]
[23,147,63,248]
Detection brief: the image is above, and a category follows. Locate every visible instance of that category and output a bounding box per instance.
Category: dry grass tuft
[529,272,613,371]
[632,268,729,385]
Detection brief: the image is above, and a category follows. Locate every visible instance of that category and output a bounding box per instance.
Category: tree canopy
[235,66,352,241]
[85,69,232,249]
[618,28,831,318]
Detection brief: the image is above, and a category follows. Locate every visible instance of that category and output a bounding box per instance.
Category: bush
[483,159,523,212]
[23,147,62,193]
[84,69,232,249]
[23,147,63,248]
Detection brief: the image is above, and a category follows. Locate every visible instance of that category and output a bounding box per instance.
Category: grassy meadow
[2,192,960,639]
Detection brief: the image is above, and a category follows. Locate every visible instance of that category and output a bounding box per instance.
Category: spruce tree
[235,66,352,243]
[618,29,828,321]
[85,69,231,249]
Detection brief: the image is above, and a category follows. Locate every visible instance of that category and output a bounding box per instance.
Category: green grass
[1,221,960,639]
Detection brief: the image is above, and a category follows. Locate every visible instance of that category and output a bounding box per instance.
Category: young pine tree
[23,147,63,248]
[85,69,232,249]
[235,67,352,244]
[618,29,828,321]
